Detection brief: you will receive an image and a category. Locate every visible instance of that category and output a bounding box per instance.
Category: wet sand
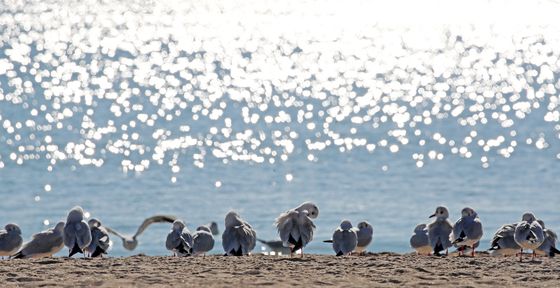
[1,253,559,287]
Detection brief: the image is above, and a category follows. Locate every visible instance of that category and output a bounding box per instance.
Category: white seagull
[0,223,23,259]
[513,212,544,262]
[222,211,256,256]
[410,224,431,256]
[274,202,318,258]
[451,207,483,256]
[428,206,453,256]
[105,215,177,251]
[12,222,65,259]
[63,206,92,257]
[332,220,358,256]
[165,220,193,257]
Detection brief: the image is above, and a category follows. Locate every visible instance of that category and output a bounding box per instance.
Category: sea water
[0,0,559,256]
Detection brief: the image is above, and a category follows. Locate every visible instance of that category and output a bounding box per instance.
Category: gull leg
[472,245,475,257]
[519,249,523,262]
[445,249,448,256]
[532,250,536,261]
[301,248,304,259]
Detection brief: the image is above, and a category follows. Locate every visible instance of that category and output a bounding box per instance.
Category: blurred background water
[1,0,559,256]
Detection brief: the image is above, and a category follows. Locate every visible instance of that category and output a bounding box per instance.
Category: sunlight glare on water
[0,0,559,256]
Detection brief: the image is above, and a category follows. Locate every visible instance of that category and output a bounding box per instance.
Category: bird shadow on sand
[273,257,312,262]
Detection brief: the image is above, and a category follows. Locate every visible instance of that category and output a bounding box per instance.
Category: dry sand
[1,253,559,287]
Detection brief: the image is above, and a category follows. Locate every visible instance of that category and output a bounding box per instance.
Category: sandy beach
[1,253,559,287]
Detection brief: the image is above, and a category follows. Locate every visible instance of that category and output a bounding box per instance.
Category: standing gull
[105,215,177,251]
[274,202,318,258]
[0,224,23,259]
[332,220,358,256]
[451,207,483,257]
[192,226,215,257]
[410,224,431,256]
[354,221,373,255]
[428,206,453,256]
[85,218,111,258]
[165,220,193,257]
[488,223,520,257]
[63,206,92,257]
[514,212,544,262]
[222,211,256,256]
[12,222,65,259]
[535,220,560,257]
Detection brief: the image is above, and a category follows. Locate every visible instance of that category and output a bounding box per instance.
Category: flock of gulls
[0,203,558,262]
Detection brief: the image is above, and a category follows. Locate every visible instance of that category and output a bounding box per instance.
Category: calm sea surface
[1,0,559,256]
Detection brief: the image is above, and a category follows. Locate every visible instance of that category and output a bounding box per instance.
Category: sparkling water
[0,0,559,256]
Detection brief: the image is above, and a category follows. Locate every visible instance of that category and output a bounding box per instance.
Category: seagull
[275,202,318,258]
[222,211,256,256]
[514,212,544,262]
[410,224,431,256]
[0,224,23,259]
[192,226,215,257]
[165,220,193,257]
[428,206,453,256]
[85,218,111,258]
[276,210,315,258]
[63,206,92,257]
[105,215,177,251]
[12,222,65,259]
[488,223,520,257]
[354,221,373,255]
[535,219,559,257]
[206,222,219,236]
[332,220,358,256]
[256,239,291,255]
[451,207,483,257]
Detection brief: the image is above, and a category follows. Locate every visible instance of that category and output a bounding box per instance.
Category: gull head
[340,220,353,231]
[4,223,21,234]
[172,219,186,231]
[429,206,449,220]
[54,221,66,232]
[413,223,427,232]
[461,207,477,218]
[197,226,212,233]
[88,218,102,228]
[296,202,319,219]
[225,211,243,228]
[521,212,536,223]
[357,221,372,230]
[208,221,219,235]
[67,206,85,222]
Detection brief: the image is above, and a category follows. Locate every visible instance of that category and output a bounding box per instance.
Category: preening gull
[85,218,111,258]
[165,220,193,257]
[222,211,256,256]
[274,202,317,258]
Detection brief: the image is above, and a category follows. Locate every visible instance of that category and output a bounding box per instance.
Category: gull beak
[429,214,436,218]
